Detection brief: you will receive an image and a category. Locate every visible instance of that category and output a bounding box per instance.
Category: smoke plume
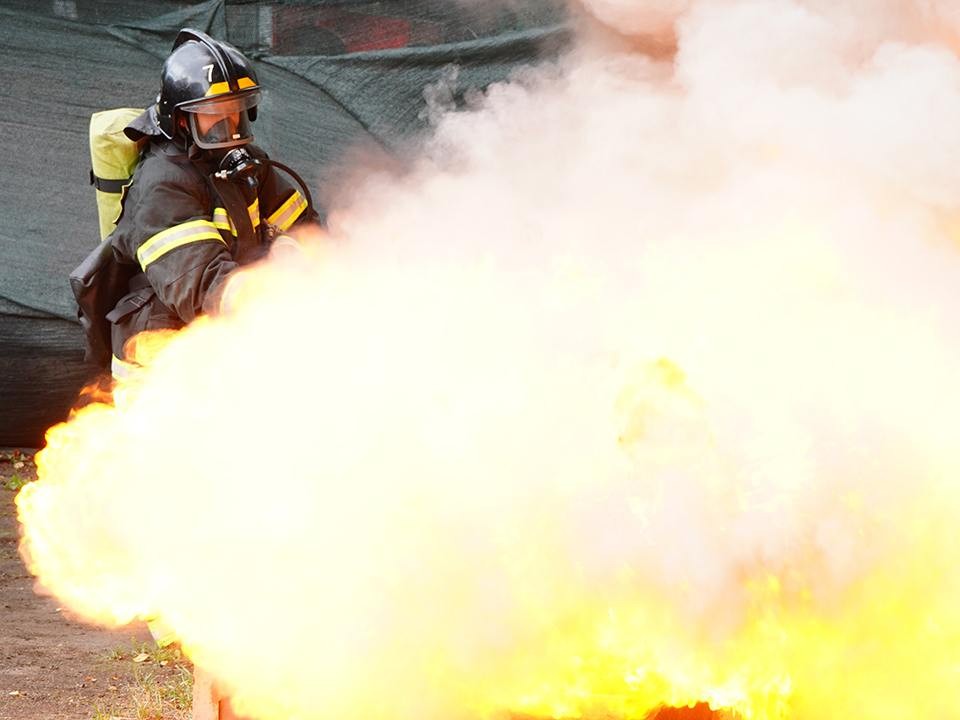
[18,2,960,719]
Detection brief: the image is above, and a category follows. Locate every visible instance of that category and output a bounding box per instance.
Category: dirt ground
[0,450,190,720]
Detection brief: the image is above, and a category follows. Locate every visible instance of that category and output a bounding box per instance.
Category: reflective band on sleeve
[213,204,260,237]
[212,207,236,236]
[213,203,258,235]
[248,197,260,230]
[111,354,141,382]
[136,219,226,270]
[267,191,308,231]
[146,616,178,648]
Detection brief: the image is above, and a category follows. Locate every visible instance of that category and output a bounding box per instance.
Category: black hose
[265,159,314,213]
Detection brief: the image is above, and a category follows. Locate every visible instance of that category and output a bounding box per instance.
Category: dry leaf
[132,652,150,663]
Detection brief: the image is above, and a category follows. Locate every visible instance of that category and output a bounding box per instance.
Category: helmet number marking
[203,63,215,83]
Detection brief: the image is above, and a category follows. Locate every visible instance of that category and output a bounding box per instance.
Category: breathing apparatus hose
[213,148,315,212]
[265,158,314,212]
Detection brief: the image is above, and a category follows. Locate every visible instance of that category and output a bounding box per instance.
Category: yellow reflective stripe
[137,219,225,270]
[212,203,258,235]
[111,355,141,382]
[205,77,257,97]
[206,82,229,96]
[146,616,178,648]
[212,207,237,236]
[267,191,308,231]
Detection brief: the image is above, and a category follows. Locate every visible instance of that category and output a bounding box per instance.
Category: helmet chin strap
[186,140,205,159]
[173,116,194,152]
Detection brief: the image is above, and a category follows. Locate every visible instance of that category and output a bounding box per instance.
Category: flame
[17,240,960,719]
[16,2,960,719]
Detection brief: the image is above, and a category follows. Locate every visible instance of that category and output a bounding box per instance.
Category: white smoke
[19,2,960,719]
[578,0,691,39]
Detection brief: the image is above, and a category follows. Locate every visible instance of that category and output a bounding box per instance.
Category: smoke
[579,0,691,40]
[18,1,960,719]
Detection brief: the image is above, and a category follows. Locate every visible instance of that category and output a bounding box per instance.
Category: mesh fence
[0,0,568,445]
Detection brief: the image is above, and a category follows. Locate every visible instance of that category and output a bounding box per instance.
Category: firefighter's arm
[127,181,238,323]
[258,160,320,234]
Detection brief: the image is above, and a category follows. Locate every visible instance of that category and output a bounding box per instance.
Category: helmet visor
[181,91,260,149]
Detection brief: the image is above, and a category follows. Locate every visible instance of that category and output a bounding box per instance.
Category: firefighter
[109,28,319,379]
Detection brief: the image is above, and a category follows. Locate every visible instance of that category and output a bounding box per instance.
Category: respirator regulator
[213,147,262,190]
[211,147,315,243]
[213,147,312,204]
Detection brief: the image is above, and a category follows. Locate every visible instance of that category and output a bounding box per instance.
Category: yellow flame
[17,293,960,720]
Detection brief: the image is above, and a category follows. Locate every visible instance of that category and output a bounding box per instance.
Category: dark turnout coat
[107,139,316,366]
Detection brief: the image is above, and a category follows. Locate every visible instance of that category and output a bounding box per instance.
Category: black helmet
[155,28,261,150]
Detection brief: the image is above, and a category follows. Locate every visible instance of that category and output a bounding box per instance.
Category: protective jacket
[107,137,316,367]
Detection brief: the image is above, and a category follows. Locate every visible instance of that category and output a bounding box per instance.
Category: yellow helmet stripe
[205,76,258,97]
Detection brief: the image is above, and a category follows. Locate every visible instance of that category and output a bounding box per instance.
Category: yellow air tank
[89,108,144,240]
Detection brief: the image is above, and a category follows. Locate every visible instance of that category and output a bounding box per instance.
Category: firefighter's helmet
[155,29,261,149]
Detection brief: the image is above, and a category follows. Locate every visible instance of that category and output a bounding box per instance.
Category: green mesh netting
[0,0,569,445]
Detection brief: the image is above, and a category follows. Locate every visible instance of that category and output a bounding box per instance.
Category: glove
[269,233,304,261]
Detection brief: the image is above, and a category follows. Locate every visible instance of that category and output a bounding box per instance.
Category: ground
[0,450,192,720]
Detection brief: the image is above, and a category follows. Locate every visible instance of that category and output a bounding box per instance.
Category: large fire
[16,1,960,719]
